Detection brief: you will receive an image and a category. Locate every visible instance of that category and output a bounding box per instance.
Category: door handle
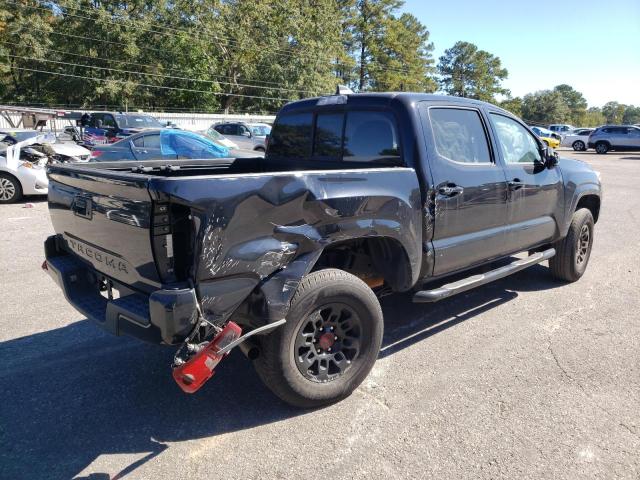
[508,179,524,191]
[438,185,464,197]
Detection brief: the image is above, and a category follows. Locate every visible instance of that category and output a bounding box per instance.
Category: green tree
[0,1,54,104]
[622,105,640,124]
[351,0,400,91]
[602,101,626,124]
[437,41,509,102]
[553,84,587,125]
[521,90,571,124]
[583,107,606,127]
[368,13,436,92]
[499,96,523,116]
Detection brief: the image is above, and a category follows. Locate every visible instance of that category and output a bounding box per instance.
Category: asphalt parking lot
[1,149,638,480]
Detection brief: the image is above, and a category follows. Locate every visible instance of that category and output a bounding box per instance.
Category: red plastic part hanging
[172,321,242,394]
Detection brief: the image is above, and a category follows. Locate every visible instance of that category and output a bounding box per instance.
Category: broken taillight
[172,322,242,393]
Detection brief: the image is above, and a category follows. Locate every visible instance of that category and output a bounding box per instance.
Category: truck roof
[279,92,509,115]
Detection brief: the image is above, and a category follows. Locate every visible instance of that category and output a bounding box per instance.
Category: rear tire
[549,208,594,282]
[572,140,586,151]
[595,142,609,154]
[254,269,383,408]
[0,173,23,204]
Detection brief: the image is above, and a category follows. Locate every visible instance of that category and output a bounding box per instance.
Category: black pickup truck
[43,93,602,407]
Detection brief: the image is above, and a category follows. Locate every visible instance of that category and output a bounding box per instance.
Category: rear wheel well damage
[229,238,411,329]
[310,237,413,293]
[229,238,411,360]
[576,195,600,223]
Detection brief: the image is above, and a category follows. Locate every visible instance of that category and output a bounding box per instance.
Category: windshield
[114,114,163,128]
[204,127,224,141]
[249,125,271,136]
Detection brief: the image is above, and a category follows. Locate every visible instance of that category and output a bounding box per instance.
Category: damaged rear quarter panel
[149,168,422,324]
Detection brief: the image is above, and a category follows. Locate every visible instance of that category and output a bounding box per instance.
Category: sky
[401,0,640,107]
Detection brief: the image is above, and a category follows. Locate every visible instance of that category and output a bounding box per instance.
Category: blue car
[88,129,231,161]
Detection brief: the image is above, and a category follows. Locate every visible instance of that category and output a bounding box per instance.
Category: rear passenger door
[420,104,509,275]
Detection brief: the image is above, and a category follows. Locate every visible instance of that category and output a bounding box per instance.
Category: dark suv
[588,125,640,154]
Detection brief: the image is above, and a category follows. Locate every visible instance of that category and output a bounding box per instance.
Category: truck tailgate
[47,165,161,291]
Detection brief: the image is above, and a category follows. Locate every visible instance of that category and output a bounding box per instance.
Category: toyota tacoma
[43,93,602,407]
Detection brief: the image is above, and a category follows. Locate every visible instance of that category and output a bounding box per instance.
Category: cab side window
[313,113,344,159]
[490,114,542,164]
[343,111,400,164]
[266,113,313,159]
[429,108,491,164]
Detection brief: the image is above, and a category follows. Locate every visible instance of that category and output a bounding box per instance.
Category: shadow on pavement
[0,263,561,479]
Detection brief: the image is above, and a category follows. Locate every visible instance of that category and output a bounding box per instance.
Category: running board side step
[413,248,556,303]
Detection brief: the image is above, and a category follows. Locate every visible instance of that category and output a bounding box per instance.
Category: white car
[560,128,594,151]
[0,130,91,203]
[549,124,576,135]
[0,136,49,203]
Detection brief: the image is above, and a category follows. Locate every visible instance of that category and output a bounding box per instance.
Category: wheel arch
[0,170,24,194]
[576,194,601,223]
[309,236,414,292]
[234,236,414,331]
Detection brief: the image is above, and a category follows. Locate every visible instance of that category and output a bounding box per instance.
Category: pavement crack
[619,422,639,439]
[547,342,584,391]
[548,338,639,441]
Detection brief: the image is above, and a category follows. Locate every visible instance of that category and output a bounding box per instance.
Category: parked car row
[0,118,268,202]
[88,129,261,162]
[530,126,561,148]
[539,123,640,154]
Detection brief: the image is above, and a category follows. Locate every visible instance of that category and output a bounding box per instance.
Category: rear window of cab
[267,110,402,166]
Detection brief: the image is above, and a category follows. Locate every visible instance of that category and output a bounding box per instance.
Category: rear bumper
[44,235,197,345]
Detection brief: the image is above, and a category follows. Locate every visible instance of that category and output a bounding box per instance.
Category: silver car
[213,122,271,152]
[587,125,640,154]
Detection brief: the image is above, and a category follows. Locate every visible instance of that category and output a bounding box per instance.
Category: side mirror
[242,130,252,138]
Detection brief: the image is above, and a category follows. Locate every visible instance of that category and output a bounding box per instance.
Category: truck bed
[45,157,422,343]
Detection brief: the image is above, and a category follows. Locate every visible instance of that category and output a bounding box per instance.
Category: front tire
[0,174,23,204]
[254,269,383,408]
[549,208,594,282]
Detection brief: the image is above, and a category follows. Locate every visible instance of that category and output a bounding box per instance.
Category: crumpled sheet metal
[160,168,423,324]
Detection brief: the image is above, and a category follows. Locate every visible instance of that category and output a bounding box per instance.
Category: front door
[420,104,509,275]
[487,112,563,252]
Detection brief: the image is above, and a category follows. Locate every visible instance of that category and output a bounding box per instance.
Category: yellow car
[531,127,560,149]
